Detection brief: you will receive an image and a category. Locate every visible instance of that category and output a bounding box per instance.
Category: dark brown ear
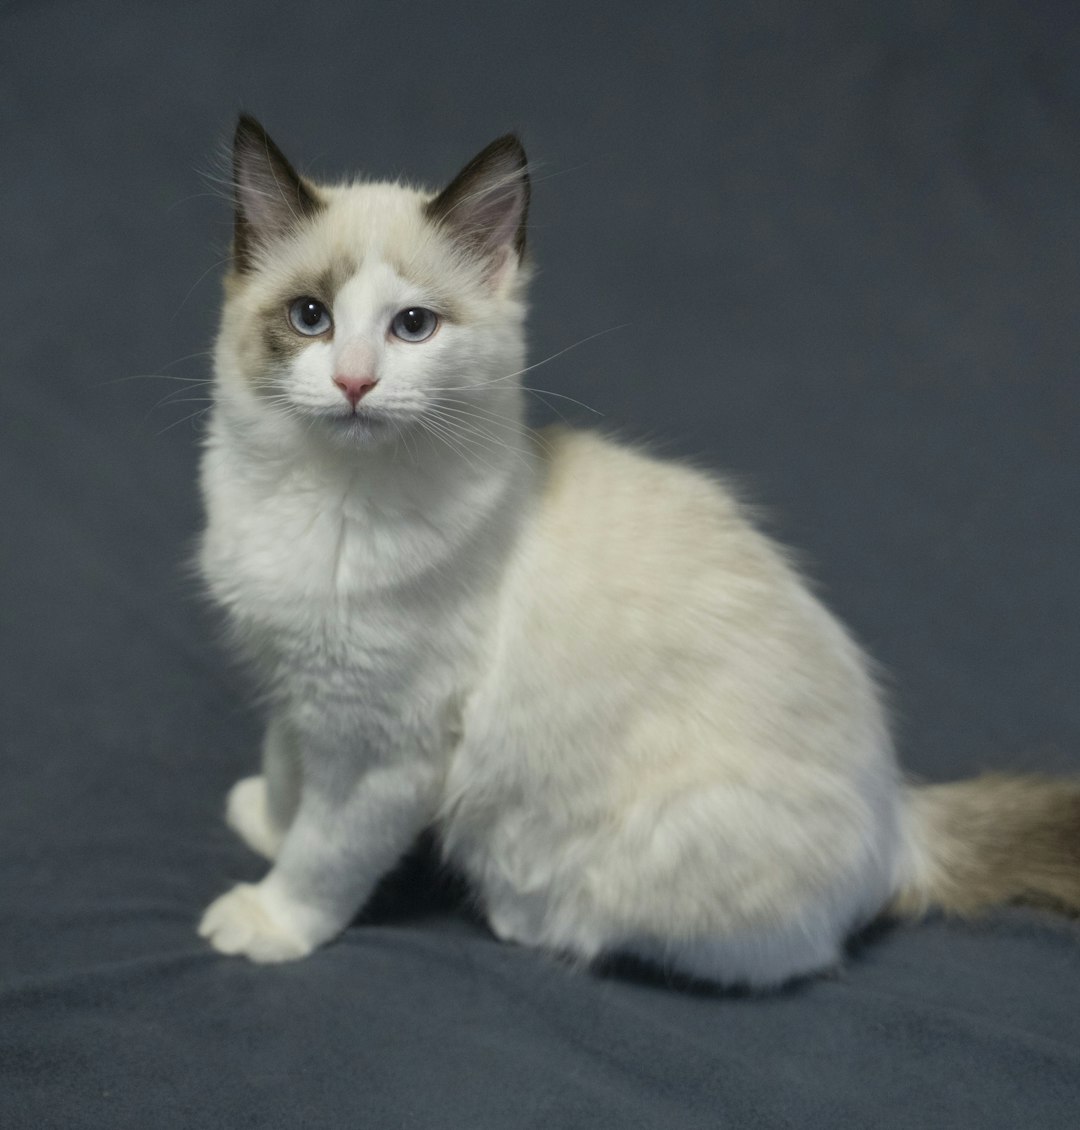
[232,114,322,271]
[424,135,530,268]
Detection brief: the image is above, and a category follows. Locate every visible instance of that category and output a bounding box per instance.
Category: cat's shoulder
[532,425,743,516]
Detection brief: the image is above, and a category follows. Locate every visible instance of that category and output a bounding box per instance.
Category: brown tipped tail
[891,774,1080,918]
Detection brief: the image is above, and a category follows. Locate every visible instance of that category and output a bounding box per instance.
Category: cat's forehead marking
[322,182,428,253]
[304,185,468,318]
[234,177,475,374]
[266,185,413,289]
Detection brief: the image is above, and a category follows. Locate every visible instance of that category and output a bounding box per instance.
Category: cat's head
[213,115,531,455]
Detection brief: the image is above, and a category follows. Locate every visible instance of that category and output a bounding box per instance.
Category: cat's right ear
[231,115,322,272]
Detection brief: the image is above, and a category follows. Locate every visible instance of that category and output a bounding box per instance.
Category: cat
[197,114,1080,988]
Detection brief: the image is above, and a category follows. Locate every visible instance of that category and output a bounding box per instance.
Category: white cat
[197,116,1080,988]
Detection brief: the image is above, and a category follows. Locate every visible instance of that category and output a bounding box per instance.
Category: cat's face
[214,117,530,454]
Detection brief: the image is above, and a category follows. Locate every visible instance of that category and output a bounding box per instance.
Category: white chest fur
[198,417,529,757]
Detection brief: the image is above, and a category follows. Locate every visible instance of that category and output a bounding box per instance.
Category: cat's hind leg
[225,778,282,861]
[224,718,301,861]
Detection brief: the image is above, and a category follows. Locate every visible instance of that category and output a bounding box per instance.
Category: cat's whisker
[429,393,536,429]
[176,254,237,314]
[436,323,627,415]
[139,393,215,430]
[416,409,482,462]
[430,411,546,456]
[142,374,216,403]
[152,405,213,436]
[423,408,508,475]
[426,400,551,460]
[153,392,215,410]
[124,377,214,415]
[109,374,213,388]
[259,395,315,430]
[428,395,530,432]
[446,374,602,418]
[413,414,487,475]
[525,389,573,425]
[167,190,236,212]
[390,418,419,466]
[424,407,521,456]
[98,354,216,389]
[424,408,540,476]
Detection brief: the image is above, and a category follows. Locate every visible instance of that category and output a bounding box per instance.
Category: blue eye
[288,297,332,337]
[390,307,439,343]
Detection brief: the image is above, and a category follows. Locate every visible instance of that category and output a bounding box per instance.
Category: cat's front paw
[198,883,314,963]
[225,776,283,861]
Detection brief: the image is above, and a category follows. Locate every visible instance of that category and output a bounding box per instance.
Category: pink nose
[334,375,378,407]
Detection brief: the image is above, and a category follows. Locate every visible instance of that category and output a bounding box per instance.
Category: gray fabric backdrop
[2,1,1079,1126]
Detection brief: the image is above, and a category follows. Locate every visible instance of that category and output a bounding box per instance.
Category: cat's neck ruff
[202,389,538,602]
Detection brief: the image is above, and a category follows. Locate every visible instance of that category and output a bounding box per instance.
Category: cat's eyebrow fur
[375,249,469,322]
[301,258,362,306]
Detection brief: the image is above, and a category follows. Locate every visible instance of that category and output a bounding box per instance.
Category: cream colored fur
[197,121,1062,988]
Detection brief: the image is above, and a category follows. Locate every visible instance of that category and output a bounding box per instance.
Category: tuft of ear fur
[424,135,530,274]
[232,114,322,272]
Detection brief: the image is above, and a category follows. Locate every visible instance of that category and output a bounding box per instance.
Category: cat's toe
[198,883,313,963]
[225,776,283,860]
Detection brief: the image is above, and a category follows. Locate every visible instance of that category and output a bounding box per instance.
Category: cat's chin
[306,408,396,449]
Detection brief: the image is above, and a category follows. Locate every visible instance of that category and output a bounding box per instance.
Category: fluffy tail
[891,774,1080,918]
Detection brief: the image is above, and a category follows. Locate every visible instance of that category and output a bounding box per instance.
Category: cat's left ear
[425,135,530,284]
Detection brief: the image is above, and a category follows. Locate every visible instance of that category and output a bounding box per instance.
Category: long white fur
[198,142,909,987]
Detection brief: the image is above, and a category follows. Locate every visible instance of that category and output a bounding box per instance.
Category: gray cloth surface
[2,0,1079,1126]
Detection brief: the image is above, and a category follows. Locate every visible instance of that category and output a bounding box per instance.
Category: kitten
[197,115,1080,988]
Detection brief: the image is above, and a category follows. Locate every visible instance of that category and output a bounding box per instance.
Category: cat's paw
[198,883,314,963]
[225,776,283,861]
